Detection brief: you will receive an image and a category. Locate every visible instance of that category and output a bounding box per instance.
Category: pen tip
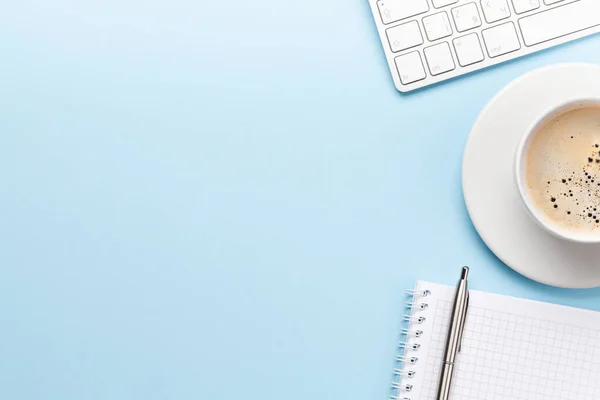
[461,266,469,279]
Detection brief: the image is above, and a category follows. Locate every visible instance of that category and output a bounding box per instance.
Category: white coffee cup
[515,98,600,244]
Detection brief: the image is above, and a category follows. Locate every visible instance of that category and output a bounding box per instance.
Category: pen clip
[457,291,469,353]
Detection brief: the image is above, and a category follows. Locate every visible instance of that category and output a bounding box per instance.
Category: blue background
[2,1,600,399]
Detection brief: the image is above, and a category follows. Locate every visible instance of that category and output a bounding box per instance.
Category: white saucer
[463,63,600,288]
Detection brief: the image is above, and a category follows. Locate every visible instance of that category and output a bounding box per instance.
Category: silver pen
[436,266,469,400]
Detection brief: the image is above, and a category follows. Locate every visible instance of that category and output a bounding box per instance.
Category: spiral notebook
[393,281,600,400]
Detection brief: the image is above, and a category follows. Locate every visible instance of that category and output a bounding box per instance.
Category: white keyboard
[369,0,600,92]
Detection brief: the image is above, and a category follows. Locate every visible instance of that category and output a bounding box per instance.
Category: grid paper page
[404,282,600,400]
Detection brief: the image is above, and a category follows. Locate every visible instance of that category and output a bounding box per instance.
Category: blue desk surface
[2,1,600,399]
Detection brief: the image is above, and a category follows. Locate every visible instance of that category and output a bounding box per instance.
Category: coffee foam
[525,106,600,233]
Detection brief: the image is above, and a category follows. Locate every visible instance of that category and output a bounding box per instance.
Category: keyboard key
[452,3,482,33]
[482,22,520,57]
[377,0,429,24]
[453,33,485,66]
[424,42,456,76]
[544,0,563,4]
[519,0,600,46]
[432,0,459,8]
[386,21,424,52]
[511,0,540,14]
[423,12,453,41]
[480,0,511,23]
[395,51,427,84]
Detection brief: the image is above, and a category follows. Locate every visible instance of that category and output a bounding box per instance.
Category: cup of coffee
[516,98,600,243]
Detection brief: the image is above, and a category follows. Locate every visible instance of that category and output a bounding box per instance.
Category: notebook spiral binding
[390,288,430,400]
